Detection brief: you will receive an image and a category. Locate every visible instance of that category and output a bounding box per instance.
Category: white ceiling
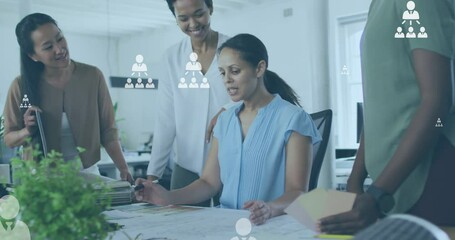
[0,0,271,37]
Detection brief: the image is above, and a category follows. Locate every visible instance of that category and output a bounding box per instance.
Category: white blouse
[147,33,232,177]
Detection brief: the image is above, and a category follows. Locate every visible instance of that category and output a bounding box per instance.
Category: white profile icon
[402,1,420,25]
[394,27,405,38]
[200,77,210,88]
[20,94,31,109]
[406,26,416,38]
[131,54,148,77]
[189,77,199,88]
[341,65,350,75]
[185,52,203,77]
[418,26,428,38]
[178,77,188,88]
[230,218,256,240]
[0,195,31,240]
[135,78,145,88]
[435,118,443,128]
[186,52,202,71]
[145,78,155,88]
[395,1,428,39]
[124,78,134,89]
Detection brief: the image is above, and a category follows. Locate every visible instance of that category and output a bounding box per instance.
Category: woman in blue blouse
[135,34,321,225]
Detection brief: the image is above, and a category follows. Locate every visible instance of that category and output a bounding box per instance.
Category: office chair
[309,109,332,191]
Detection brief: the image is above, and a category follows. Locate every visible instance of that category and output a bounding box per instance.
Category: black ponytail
[263,70,301,107]
[218,33,301,107]
[15,13,58,109]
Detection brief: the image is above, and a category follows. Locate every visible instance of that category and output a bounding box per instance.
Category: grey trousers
[171,163,220,207]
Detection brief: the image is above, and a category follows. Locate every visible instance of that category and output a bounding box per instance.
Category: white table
[105,203,326,240]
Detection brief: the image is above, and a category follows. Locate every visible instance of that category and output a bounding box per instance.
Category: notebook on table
[80,172,133,205]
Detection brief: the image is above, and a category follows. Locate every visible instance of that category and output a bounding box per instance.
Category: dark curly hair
[165,0,213,16]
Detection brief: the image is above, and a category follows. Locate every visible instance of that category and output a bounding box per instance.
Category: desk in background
[98,151,172,190]
[98,152,150,180]
[335,157,372,191]
[105,203,320,240]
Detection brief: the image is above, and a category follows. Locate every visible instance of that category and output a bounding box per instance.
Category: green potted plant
[11,148,112,240]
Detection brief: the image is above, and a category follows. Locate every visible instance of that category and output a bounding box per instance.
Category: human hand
[134,178,171,206]
[23,106,41,135]
[205,108,225,143]
[120,170,134,184]
[244,200,272,225]
[318,193,379,234]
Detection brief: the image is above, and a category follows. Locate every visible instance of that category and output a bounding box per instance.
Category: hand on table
[244,200,272,225]
[134,178,171,206]
[318,193,380,234]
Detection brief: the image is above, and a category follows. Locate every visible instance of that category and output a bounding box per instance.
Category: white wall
[0,22,21,115]
[327,0,372,187]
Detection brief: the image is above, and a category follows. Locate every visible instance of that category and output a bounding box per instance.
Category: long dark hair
[218,33,301,107]
[15,13,58,108]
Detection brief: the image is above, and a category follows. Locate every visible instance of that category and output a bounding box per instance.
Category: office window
[334,14,367,149]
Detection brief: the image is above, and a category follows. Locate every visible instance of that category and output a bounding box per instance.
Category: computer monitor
[357,102,364,143]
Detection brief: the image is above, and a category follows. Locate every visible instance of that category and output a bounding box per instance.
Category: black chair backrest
[309,109,332,191]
